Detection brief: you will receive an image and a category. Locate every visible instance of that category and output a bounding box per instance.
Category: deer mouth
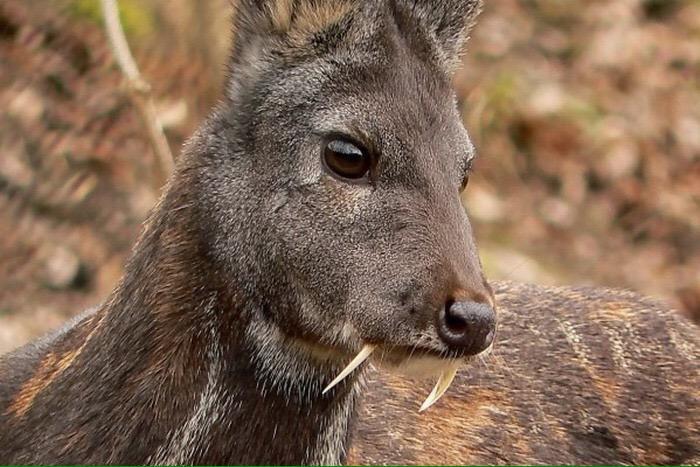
[322,342,492,412]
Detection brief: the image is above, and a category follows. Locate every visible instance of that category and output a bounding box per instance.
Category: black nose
[437,300,496,355]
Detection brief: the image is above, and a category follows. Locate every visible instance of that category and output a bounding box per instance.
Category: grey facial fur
[198,0,491,361]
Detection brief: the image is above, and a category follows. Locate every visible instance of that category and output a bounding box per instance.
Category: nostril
[443,299,469,334]
[437,300,497,355]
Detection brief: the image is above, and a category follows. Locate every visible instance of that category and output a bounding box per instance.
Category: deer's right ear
[228,0,355,99]
[230,0,355,57]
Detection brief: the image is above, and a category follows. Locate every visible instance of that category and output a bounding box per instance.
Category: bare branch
[100,0,174,187]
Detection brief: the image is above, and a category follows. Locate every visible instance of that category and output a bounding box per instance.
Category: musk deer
[0,0,698,464]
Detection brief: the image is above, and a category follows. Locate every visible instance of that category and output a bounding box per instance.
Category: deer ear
[230,0,354,55]
[227,0,356,101]
[400,0,483,69]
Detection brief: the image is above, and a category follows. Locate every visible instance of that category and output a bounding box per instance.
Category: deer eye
[322,138,371,181]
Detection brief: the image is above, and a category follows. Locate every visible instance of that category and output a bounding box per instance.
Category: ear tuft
[400,0,483,69]
[232,0,355,44]
[269,0,294,32]
[274,0,354,37]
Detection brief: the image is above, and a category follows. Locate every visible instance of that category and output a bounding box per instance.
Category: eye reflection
[323,138,371,180]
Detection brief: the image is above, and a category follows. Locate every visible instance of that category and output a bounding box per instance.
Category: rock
[42,245,87,290]
[464,185,506,223]
[6,87,44,124]
[539,197,574,228]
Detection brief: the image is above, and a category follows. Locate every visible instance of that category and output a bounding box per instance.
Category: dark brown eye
[323,139,370,180]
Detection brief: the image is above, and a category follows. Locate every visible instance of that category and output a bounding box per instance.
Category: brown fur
[350,282,700,465]
[5,312,101,418]
[6,353,62,418]
[232,0,355,49]
[270,0,353,36]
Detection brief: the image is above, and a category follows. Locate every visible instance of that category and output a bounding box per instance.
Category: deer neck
[88,189,362,465]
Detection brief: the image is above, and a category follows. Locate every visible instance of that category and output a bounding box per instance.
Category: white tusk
[322,344,375,394]
[419,364,459,412]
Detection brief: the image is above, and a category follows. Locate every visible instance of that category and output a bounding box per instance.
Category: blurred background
[0,0,698,354]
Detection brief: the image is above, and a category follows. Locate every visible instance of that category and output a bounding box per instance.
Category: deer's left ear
[397,0,483,71]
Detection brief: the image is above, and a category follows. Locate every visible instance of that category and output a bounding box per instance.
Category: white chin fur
[374,354,464,380]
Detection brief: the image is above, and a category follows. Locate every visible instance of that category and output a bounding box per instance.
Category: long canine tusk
[323,344,375,394]
[419,364,459,412]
